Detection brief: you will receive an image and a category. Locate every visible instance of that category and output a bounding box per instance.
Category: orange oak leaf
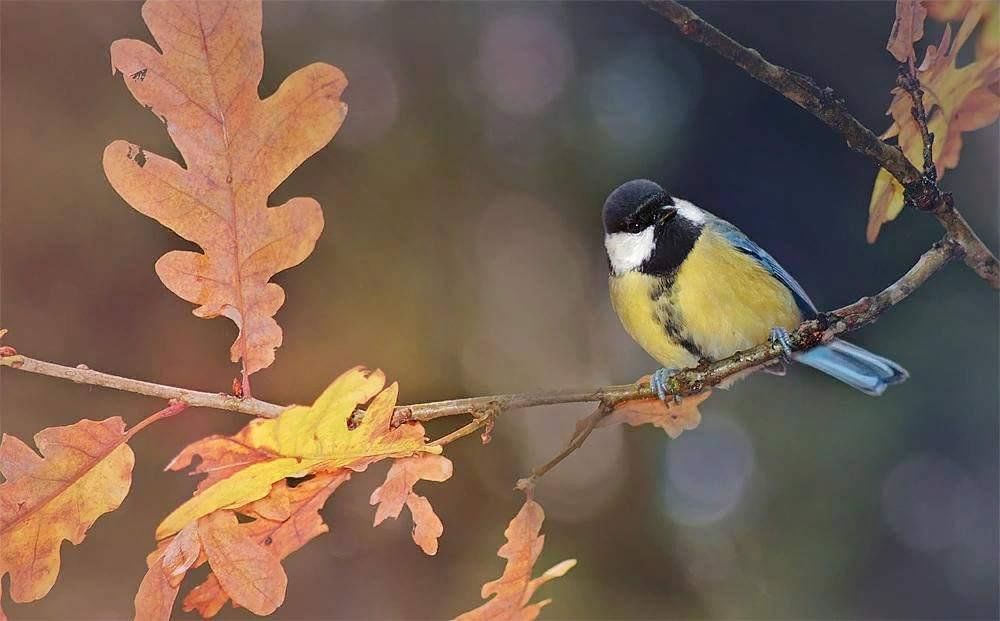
[887,0,928,62]
[135,522,202,621]
[0,418,136,605]
[197,510,287,616]
[868,2,1000,241]
[157,367,438,539]
[103,0,348,378]
[181,472,350,618]
[454,500,576,621]
[599,390,712,440]
[370,454,453,555]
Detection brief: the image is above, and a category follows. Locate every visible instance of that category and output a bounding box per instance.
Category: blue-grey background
[2,1,997,619]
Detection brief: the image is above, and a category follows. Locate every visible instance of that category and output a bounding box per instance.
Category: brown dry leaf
[103,0,347,378]
[600,390,712,440]
[197,510,287,616]
[0,418,135,605]
[868,3,1000,241]
[887,0,929,62]
[134,522,201,621]
[181,472,349,618]
[454,500,576,621]
[370,454,453,555]
[157,367,439,539]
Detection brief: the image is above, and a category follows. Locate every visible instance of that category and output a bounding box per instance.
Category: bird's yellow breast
[609,230,803,367]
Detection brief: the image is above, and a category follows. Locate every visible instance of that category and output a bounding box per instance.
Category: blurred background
[2,1,997,619]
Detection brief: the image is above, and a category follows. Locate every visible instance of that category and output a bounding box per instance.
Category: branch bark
[644,0,999,288]
[2,238,959,426]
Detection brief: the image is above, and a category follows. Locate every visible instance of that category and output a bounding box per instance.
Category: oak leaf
[600,390,712,439]
[887,0,928,62]
[183,472,350,618]
[868,3,1000,241]
[454,500,575,621]
[370,454,453,554]
[0,418,136,605]
[134,522,202,621]
[157,367,438,539]
[103,0,348,378]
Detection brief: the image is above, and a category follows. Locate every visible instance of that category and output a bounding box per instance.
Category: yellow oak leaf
[0,418,135,604]
[868,3,1000,241]
[103,0,347,378]
[454,500,575,621]
[157,367,439,539]
[370,454,453,555]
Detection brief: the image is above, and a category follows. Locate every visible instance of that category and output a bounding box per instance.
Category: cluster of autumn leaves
[0,0,597,618]
[869,0,999,241]
[2,0,997,619]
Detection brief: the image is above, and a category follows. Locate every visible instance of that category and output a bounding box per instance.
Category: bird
[602,179,908,399]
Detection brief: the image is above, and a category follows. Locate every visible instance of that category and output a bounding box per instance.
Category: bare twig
[2,239,958,427]
[644,0,999,288]
[0,355,286,418]
[897,64,936,178]
[515,402,613,491]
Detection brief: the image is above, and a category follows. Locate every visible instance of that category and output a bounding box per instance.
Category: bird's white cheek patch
[605,227,655,275]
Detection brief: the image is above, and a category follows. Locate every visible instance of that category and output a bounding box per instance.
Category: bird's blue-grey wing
[708,219,818,318]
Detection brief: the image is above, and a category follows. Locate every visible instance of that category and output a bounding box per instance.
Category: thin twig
[0,239,961,426]
[428,408,497,447]
[644,0,999,288]
[897,64,936,178]
[0,355,286,418]
[515,402,613,491]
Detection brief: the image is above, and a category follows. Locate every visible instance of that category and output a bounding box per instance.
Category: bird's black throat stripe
[640,214,702,276]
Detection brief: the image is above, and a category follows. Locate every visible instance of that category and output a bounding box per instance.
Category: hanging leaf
[599,390,711,439]
[370,454,453,554]
[454,500,575,621]
[0,418,135,604]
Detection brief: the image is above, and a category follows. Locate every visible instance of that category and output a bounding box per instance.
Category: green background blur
[2,1,997,619]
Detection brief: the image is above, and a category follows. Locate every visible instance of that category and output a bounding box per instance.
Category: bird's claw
[769,327,793,362]
[650,367,678,402]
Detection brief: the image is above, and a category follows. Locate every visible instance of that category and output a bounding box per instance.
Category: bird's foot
[650,367,679,402]
[769,327,793,363]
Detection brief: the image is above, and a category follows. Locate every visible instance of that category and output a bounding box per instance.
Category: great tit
[603,179,908,398]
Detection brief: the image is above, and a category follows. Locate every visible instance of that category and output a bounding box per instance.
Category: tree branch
[3,239,956,425]
[644,0,999,288]
[0,355,286,418]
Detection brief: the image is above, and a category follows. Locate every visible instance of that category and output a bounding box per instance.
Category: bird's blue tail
[793,339,908,396]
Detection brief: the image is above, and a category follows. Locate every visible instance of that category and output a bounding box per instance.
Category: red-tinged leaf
[454,500,575,621]
[134,523,201,621]
[0,418,135,604]
[182,472,349,618]
[198,510,287,616]
[599,390,712,439]
[103,0,347,377]
[370,454,453,555]
[887,0,929,62]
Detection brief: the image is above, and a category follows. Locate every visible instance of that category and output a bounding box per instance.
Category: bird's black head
[602,179,703,276]
[602,179,676,234]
